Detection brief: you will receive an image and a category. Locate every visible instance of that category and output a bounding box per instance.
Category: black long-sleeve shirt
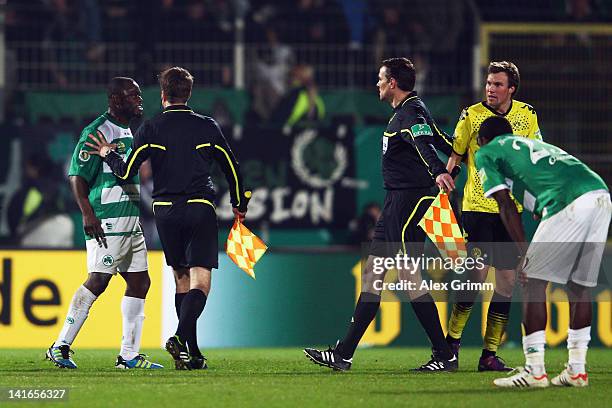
[381,92,453,190]
[104,105,245,209]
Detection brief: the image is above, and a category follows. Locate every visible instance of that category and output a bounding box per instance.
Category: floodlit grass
[0,347,610,407]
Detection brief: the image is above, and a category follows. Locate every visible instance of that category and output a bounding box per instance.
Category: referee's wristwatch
[100,145,112,158]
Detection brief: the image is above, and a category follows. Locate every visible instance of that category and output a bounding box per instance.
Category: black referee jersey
[104,105,245,208]
[382,92,453,190]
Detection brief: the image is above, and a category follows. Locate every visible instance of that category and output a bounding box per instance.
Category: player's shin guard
[54,285,97,347]
[522,330,546,376]
[120,296,145,361]
[336,292,381,360]
[482,291,511,357]
[567,326,590,374]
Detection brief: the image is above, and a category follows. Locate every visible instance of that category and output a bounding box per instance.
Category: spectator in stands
[244,1,293,124]
[43,0,104,87]
[280,0,349,78]
[270,64,325,128]
[248,45,294,124]
[371,0,466,92]
[5,0,50,42]
[101,0,133,43]
[371,1,421,83]
[348,202,381,245]
[7,153,73,247]
[339,0,368,50]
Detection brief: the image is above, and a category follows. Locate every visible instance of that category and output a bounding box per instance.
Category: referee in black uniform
[305,57,458,372]
[87,67,248,370]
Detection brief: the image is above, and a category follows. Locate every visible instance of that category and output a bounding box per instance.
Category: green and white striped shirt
[68,113,141,239]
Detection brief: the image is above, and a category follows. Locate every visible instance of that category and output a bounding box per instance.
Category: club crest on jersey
[102,255,114,267]
[410,123,432,137]
[116,141,126,154]
[78,150,91,162]
[382,137,388,154]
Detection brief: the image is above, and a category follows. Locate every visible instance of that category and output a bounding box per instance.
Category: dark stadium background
[0,0,610,350]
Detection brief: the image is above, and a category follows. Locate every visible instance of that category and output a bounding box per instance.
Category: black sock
[336,292,381,359]
[175,289,206,357]
[174,293,187,318]
[411,293,453,360]
[175,292,201,356]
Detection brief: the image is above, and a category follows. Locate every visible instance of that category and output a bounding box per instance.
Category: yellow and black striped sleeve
[104,122,151,180]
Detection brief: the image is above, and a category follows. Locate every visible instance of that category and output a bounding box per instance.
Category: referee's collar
[394,91,418,111]
[163,104,193,113]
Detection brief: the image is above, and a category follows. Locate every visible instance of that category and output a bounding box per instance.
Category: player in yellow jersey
[445,61,542,371]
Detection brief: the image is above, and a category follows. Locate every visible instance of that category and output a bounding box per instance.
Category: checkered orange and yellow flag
[418,192,467,260]
[226,219,268,279]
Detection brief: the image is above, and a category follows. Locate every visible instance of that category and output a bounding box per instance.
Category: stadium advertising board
[1,251,610,348]
[0,251,163,348]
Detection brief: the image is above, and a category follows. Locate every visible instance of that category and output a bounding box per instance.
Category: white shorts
[524,190,611,287]
[86,233,148,274]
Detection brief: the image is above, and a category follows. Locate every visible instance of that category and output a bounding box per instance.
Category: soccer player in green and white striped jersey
[474,116,610,388]
[46,78,163,370]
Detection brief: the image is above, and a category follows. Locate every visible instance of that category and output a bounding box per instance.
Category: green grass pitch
[1,347,610,407]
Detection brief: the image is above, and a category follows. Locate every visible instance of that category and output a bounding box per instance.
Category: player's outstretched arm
[86,130,148,180]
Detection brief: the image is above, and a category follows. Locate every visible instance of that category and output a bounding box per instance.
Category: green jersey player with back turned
[474,116,610,389]
[46,78,162,370]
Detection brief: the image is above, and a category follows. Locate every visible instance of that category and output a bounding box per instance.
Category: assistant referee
[305,57,458,372]
[86,67,248,370]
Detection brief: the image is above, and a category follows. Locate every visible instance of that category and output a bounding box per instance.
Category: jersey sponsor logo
[102,255,114,267]
[410,124,432,137]
[78,150,91,162]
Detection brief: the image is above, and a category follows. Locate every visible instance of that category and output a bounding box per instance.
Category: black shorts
[370,187,437,257]
[153,198,218,269]
[462,211,520,270]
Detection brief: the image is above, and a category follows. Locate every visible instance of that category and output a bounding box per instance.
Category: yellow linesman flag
[418,191,467,260]
[226,219,268,279]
